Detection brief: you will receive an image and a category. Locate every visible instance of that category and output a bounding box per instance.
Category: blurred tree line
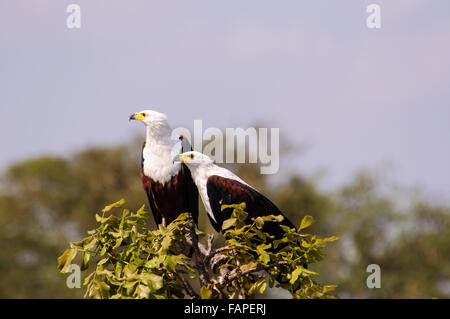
[0,138,449,298]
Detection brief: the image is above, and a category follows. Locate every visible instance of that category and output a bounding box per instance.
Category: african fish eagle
[176,151,295,240]
[129,110,198,226]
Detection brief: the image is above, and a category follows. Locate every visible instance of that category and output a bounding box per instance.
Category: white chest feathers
[142,141,182,184]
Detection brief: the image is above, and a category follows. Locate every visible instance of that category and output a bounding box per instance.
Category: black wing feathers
[182,162,199,225]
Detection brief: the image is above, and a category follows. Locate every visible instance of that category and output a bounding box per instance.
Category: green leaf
[222,218,237,230]
[253,278,267,295]
[114,262,123,278]
[262,214,285,223]
[100,245,107,256]
[83,272,95,286]
[200,286,212,299]
[145,256,162,269]
[142,273,163,291]
[164,255,186,271]
[84,237,98,251]
[289,266,303,284]
[136,204,146,216]
[135,284,150,298]
[81,251,90,270]
[221,202,246,212]
[236,210,248,222]
[254,217,264,229]
[57,248,77,273]
[97,258,108,266]
[70,238,87,249]
[123,280,138,295]
[258,251,270,264]
[95,280,110,299]
[257,243,272,263]
[322,285,337,294]
[124,263,137,277]
[273,214,284,223]
[323,236,340,242]
[256,244,272,265]
[240,261,258,273]
[289,266,318,285]
[258,280,267,294]
[113,238,123,249]
[273,237,288,249]
[301,240,312,248]
[160,236,172,252]
[299,215,314,230]
[102,198,126,213]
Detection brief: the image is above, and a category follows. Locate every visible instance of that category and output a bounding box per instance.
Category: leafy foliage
[208,202,338,299]
[57,199,338,299]
[58,199,194,298]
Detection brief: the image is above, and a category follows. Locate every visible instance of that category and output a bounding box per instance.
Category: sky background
[1,1,449,201]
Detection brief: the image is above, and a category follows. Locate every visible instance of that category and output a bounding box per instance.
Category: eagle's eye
[190,154,194,159]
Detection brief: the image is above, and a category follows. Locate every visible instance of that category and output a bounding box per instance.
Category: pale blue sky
[1,1,449,200]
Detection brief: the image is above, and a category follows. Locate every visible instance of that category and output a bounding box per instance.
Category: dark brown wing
[140,141,199,226]
[206,175,295,238]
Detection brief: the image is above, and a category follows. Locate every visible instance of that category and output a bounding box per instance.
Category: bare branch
[176,271,199,299]
[187,212,210,286]
[204,245,235,264]
[224,260,289,283]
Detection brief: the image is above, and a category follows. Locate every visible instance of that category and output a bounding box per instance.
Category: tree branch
[187,212,210,287]
[176,271,200,299]
[224,260,289,283]
[204,245,235,264]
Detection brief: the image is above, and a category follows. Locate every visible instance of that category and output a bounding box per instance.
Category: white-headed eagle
[130,110,198,226]
[176,151,295,240]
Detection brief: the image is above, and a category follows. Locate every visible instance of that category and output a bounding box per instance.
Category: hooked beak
[129,112,147,122]
[173,154,182,164]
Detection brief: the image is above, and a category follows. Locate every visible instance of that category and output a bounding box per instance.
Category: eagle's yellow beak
[129,112,147,121]
[178,153,191,163]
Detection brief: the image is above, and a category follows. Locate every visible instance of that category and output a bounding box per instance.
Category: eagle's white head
[177,151,218,184]
[178,151,249,186]
[129,110,172,140]
[178,151,214,167]
[130,110,183,183]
